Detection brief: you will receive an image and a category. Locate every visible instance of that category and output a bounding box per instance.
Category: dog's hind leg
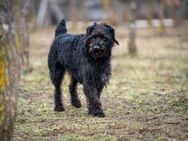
[51,62,65,112]
[69,76,82,108]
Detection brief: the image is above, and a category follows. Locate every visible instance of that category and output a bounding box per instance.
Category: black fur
[48,19,119,117]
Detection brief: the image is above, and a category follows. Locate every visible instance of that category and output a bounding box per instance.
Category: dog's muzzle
[93,45,101,52]
[90,45,106,60]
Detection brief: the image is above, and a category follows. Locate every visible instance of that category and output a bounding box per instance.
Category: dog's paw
[89,110,105,118]
[54,106,65,112]
[71,98,82,108]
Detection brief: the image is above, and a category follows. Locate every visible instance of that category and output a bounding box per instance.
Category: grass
[13,26,188,141]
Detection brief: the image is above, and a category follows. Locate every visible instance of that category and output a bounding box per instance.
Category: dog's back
[48,20,85,83]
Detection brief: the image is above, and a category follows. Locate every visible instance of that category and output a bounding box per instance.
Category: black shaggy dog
[48,19,119,117]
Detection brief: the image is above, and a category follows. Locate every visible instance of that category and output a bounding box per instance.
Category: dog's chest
[101,73,108,84]
[84,64,110,86]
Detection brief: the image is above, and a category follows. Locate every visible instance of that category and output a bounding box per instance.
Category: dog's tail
[55,19,67,37]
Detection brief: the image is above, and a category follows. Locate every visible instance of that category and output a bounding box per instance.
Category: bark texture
[0,0,29,140]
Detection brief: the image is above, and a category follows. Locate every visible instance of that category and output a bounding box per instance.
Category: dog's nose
[93,45,101,53]
[93,45,100,50]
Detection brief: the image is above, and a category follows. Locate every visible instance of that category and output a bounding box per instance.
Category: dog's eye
[87,42,93,47]
[100,41,105,46]
[85,40,91,46]
[100,35,108,42]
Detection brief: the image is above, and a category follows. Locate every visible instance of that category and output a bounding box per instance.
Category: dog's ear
[86,23,97,35]
[109,28,119,45]
[104,24,119,45]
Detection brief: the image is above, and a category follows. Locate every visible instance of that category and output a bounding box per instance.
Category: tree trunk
[49,0,64,24]
[69,0,77,30]
[37,0,49,27]
[158,0,165,33]
[171,6,178,26]
[147,0,153,27]
[0,0,29,140]
[103,0,110,23]
[128,0,137,54]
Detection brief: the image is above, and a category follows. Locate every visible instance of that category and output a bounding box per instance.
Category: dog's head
[84,23,119,60]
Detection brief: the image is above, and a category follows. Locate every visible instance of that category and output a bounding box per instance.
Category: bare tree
[147,0,153,27]
[20,0,30,68]
[37,0,64,27]
[69,0,77,30]
[103,0,110,22]
[158,0,165,33]
[128,0,137,54]
[0,0,29,140]
[165,0,180,26]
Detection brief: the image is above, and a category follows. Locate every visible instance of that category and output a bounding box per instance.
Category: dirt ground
[13,26,188,141]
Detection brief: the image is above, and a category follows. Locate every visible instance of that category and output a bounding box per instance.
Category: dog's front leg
[83,84,105,117]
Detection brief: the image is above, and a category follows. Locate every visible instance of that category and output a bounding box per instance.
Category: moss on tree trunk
[0,0,29,140]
